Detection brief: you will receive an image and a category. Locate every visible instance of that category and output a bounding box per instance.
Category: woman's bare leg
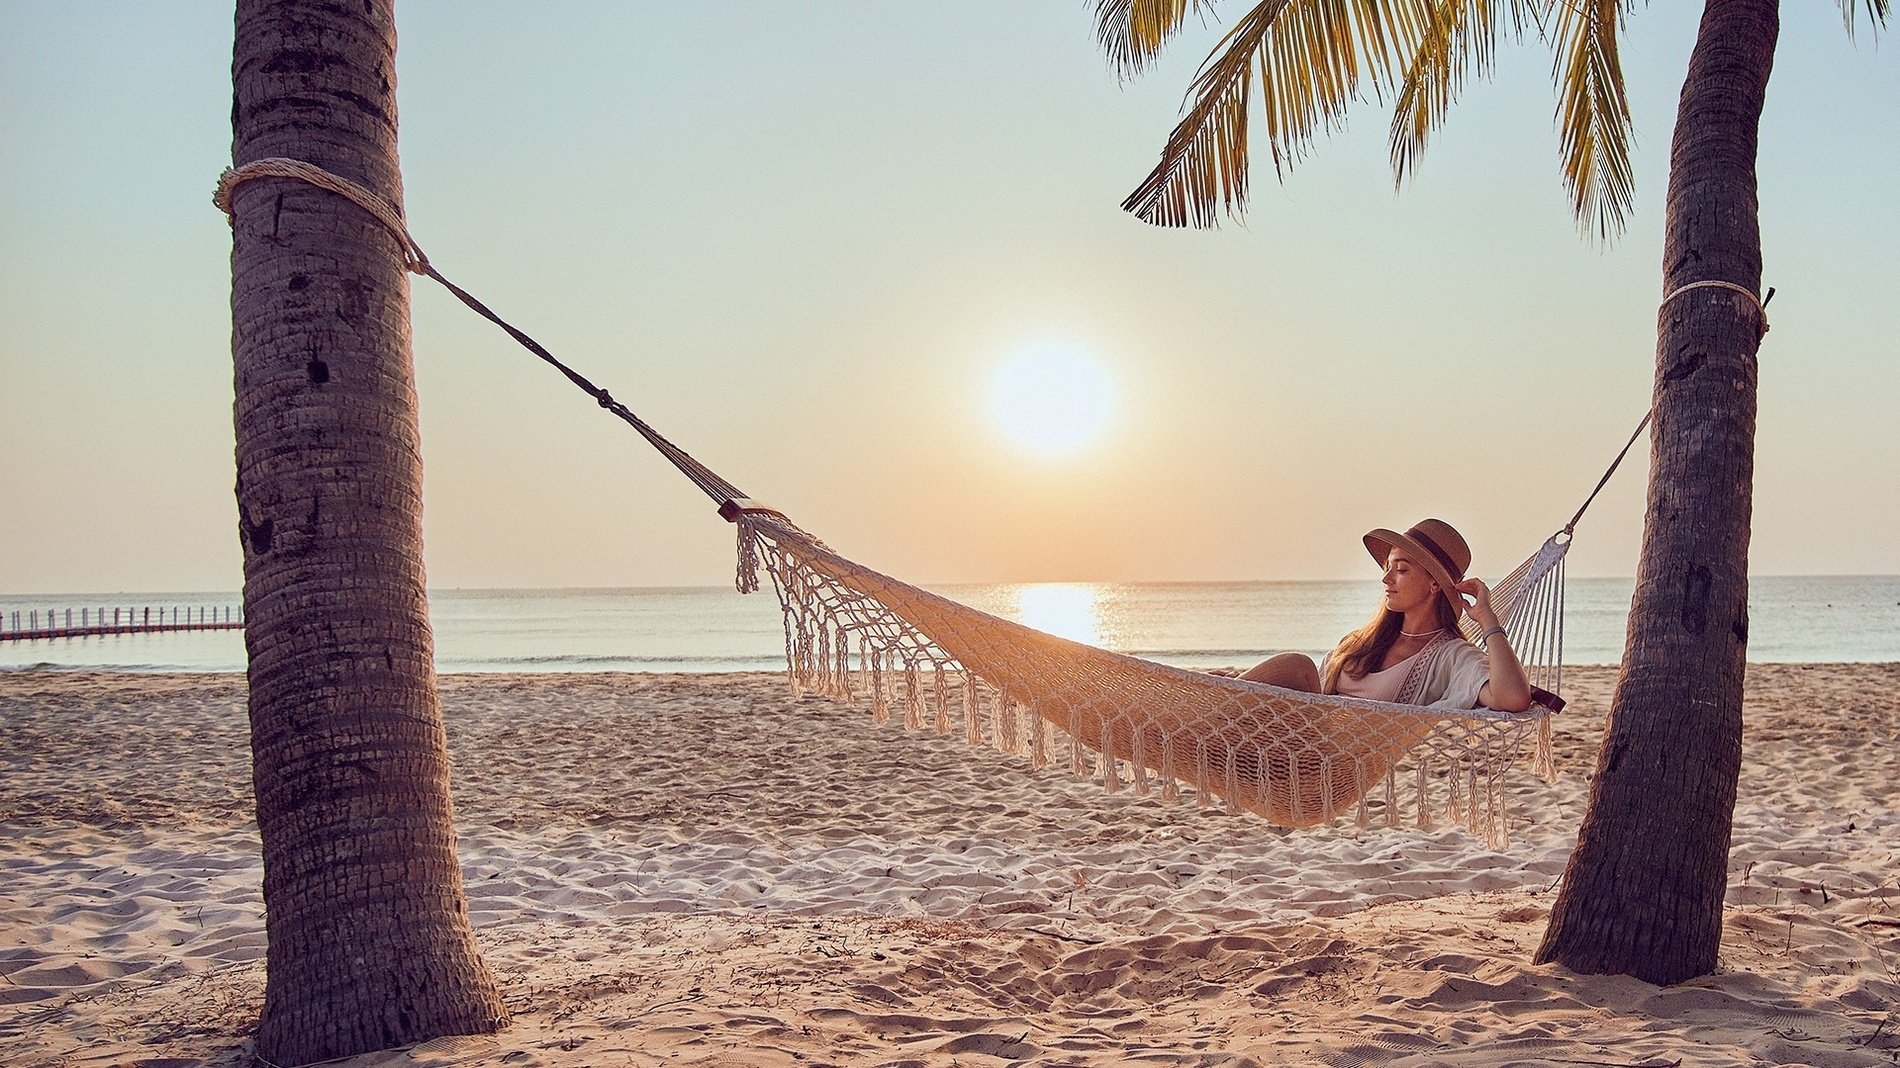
[1241,651,1320,691]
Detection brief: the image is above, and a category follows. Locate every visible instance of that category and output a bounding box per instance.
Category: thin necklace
[1399,626,1442,638]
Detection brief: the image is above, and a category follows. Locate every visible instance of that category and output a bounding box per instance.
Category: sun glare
[988,344,1115,458]
[1015,583,1103,646]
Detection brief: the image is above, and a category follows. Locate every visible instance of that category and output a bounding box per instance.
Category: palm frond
[1389,1,1530,186]
[1838,0,1892,41]
[1123,0,1438,227]
[1095,0,1212,78]
[1122,36,1255,227]
[1551,0,1633,241]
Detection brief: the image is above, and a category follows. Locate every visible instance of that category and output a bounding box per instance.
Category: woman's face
[1381,548,1440,616]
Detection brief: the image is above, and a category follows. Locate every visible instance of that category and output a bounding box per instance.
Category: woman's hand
[1453,577,1501,630]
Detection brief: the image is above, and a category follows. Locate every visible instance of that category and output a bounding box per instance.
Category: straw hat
[1363,518,1472,619]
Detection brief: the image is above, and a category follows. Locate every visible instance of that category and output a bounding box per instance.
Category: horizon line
[5,572,1898,600]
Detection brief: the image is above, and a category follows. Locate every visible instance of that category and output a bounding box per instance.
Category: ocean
[3,576,1895,674]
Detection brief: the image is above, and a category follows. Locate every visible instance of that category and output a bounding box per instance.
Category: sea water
[3,576,1895,673]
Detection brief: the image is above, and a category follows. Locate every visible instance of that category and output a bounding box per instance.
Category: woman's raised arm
[1457,578,1533,712]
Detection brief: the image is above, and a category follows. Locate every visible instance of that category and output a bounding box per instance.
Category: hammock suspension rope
[217,157,1668,843]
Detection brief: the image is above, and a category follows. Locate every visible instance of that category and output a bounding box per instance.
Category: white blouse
[1325,637,1490,709]
[1333,648,1423,703]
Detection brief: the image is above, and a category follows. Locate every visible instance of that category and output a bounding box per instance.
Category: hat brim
[1364,528,1468,619]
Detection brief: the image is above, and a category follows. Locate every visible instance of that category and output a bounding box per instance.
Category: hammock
[217,158,1635,846]
[729,499,1569,845]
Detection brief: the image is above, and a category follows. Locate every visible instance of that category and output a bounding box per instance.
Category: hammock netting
[733,505,1562,847]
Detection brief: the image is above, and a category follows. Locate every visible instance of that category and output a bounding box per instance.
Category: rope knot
[596,391,615,409]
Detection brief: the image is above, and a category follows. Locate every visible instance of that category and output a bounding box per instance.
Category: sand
[3,664,1897,1067]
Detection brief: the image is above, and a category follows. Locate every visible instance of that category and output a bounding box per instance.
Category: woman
[1219,519,1534,712]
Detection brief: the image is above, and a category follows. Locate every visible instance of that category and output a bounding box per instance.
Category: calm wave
[3,576,1895,673]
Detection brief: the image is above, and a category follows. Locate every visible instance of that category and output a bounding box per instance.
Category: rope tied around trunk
[215,157,746,508]
[1660,278,1772,334]
[216,157,429,272]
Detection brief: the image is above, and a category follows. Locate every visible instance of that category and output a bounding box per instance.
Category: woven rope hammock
[215,158,1699,845]
[730,502,1569,844]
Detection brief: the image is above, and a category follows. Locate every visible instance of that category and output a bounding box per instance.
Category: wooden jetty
[1,604,244,642]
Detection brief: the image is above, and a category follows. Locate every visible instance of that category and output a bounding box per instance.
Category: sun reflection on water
[1015,583,1104,647]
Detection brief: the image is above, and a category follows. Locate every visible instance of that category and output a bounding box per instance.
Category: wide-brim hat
[1363,518,1472,619]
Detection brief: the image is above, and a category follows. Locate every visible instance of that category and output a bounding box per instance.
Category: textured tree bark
[1535,0,1778,984]
[229,1,507,1062]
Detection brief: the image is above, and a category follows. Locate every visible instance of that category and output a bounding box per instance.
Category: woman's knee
[1242,651,1320,691]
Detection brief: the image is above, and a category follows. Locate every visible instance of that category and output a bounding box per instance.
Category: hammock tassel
[1002,691,1025,756]
[1484,770,1508,849]
[1317,759,1338,823]
[1286,754,1304,824]
[1159,734,1180,802]
[1445,762,1464,827]
[933,664,951,735]
[1383,768,1400,828]
[1257,746,1277,821]
[964,675,984,747]
[1220,748,1241,816]
[1028,704,1049,768]
[870,646,890,725]
[815,623,833,696]
[1129,723,1151,797]
[775,596,798,694]
[1100,739,1122,794]
[904,659,925,731]
[1534,715,1557,783]
[835,626,854,701]
[792,597,816,693]
[1465,766,1481,836]
[735,521,762,594]
[1353,758,1372,830]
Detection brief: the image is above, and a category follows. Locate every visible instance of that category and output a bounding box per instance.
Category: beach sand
[3,664,1897,1067]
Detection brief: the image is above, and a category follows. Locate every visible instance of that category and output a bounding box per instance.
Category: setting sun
[988,343,1115,459]
[1015,583,1104,646]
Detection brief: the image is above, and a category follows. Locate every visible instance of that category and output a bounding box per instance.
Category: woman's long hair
[1321,594,1463,694]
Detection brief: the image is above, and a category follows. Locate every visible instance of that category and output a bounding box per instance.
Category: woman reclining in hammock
[1215,519,1533,712]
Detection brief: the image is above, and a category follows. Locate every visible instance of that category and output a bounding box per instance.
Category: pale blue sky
[2,2,1895,594]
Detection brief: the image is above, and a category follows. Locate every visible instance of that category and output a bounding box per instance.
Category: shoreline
[6,658,1900,678]
[4,665,1897,1066]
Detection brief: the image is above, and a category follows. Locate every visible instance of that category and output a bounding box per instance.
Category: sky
[2,2,1895,595]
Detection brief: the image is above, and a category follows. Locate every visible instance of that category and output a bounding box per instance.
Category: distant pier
[1,604,244,642]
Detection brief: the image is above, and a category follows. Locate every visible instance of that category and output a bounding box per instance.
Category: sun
[988,343,1115,459]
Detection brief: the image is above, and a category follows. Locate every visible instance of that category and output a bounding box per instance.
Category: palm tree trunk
[1535,0,1778,984]
[230,0,507,1060]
